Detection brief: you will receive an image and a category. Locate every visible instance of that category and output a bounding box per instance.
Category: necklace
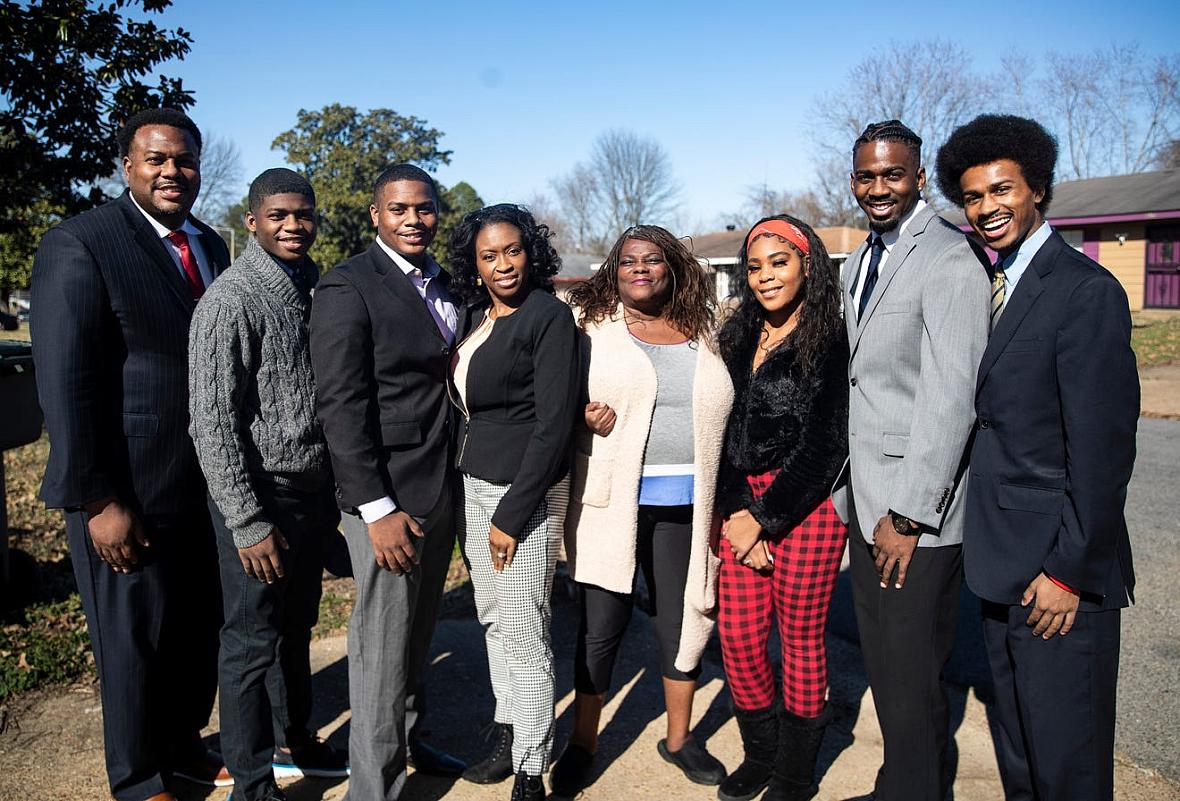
[758,322,793,353]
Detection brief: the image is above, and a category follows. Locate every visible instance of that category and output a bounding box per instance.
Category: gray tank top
[634,338,696,468]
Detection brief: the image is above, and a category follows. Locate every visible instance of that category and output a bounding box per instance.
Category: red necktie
[166,230,205,300]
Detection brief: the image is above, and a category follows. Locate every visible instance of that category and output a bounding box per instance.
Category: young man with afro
[937,115,1138,801]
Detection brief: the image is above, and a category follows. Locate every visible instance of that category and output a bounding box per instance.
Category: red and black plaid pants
[718,470,847,717]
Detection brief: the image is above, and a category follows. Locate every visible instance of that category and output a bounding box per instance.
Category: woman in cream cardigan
[551,225,734,795]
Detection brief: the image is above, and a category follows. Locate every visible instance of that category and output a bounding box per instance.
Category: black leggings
[574,504,701,694]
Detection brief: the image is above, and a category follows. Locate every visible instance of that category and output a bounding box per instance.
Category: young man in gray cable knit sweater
[189,169,347,801]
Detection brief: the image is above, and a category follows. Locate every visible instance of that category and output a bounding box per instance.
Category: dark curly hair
[718,214,843,378]
[446,203,561,306]
[936,114,1058,213]
[567,225,716,342]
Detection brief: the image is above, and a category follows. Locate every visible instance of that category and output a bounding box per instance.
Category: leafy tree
[0,201,60,301]
[0,0,195,230]
[272,104,454,268]
[432,181,484,266]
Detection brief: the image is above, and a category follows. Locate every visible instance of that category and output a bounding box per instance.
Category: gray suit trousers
[343,483,455,801]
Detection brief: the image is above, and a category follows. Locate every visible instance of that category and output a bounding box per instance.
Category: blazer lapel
[373,244,448,343]
[850,205,935,354]
[119,194,195,312]
[975,233,1061,388]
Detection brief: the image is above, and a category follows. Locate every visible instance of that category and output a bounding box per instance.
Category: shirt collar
[872,198,927,251]
[128,191,201,238]
[999,220,1053,274]
[375,236,440,279]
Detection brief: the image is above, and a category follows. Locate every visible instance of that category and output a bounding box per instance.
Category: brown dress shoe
[173,749,234,786]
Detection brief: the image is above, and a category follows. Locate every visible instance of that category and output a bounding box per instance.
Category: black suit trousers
[982,601,1120,801]
[212,485,338,800]
[66,507,221,801]
[850,536,962,801]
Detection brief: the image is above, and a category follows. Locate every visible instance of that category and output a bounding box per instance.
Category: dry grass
[1132,312,1180,368]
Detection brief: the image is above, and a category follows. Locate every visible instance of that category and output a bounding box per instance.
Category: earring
[476,276,483,286]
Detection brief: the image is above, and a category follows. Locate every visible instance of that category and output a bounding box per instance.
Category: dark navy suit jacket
[31,191,230,515]
[965,231,1138,611]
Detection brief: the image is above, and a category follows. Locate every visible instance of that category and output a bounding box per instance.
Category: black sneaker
[657,737,727,786]
[272,738,349,779]
[511,770,546,801]
[549,742,594,796]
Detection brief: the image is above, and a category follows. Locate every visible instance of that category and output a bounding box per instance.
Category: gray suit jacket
[831,205,989,548]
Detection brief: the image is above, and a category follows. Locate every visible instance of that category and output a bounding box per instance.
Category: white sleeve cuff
[358,496,397,524]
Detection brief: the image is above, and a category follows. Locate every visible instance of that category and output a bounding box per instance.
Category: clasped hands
[723,510,773,572]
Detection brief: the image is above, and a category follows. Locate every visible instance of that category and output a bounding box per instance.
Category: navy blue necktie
[858,236,886,320]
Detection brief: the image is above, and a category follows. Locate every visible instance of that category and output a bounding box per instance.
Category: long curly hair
[719,214,843,377]
[446,203,562,305]
[567,224,716,341]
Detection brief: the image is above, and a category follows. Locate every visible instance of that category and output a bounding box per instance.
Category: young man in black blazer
[937,115,1138,801]
[31,108,231,801]
[309,164,464,799]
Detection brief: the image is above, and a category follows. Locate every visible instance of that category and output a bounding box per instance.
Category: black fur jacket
[717,331,850,536]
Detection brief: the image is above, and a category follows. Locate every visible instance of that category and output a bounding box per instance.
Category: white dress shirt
[359,237,459,524]
[851,198,928,313]
[128,192,214,289]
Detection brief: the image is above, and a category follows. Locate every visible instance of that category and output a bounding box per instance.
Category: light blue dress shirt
[999,221,1053,309]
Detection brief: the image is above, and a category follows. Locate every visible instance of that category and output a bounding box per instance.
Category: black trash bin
[1,341,44,602]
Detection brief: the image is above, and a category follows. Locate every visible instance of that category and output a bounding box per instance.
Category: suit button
[850,377,858,387]
[979,420,990,429]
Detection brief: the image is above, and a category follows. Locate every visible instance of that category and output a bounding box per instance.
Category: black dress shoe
[511,770,546,801]
[408,737,466,777]
[657,737,727,786]
[549,743,594,796]
[462,722,514,784]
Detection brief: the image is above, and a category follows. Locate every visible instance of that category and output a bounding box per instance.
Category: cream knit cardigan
[565,306,735,673]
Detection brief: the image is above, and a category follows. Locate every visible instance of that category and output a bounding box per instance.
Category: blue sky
[167,0,1179,232]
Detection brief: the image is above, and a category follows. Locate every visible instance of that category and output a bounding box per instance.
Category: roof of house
[554,250,605,282]
[943,168,1180,226]
[687,225,868,261]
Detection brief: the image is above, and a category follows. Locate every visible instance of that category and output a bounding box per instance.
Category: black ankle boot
[717,703,779,801]
[763,707,829,801]
[463,722,514,784]
[511,769,546,800]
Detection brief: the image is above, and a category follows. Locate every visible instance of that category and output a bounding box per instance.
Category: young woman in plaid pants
[715,215,850,801]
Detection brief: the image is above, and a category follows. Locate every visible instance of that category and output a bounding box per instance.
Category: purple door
[1146,225,1180,309]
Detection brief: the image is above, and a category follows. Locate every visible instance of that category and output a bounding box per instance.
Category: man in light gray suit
[831,120,989,801]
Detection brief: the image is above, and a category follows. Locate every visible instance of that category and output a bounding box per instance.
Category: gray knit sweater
[188,236,329,547]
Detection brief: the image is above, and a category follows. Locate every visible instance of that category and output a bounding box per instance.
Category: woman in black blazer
[446,204,580,801]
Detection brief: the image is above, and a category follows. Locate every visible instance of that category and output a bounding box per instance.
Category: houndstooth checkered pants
[719,470,848,717]
[461,472,570,775]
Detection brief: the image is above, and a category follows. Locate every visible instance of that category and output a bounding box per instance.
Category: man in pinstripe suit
[31,108,231,801]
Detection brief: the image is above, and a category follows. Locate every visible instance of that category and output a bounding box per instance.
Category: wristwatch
[889,510,920,535]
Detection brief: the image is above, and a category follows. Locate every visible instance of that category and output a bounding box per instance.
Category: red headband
[745,220,810,256]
